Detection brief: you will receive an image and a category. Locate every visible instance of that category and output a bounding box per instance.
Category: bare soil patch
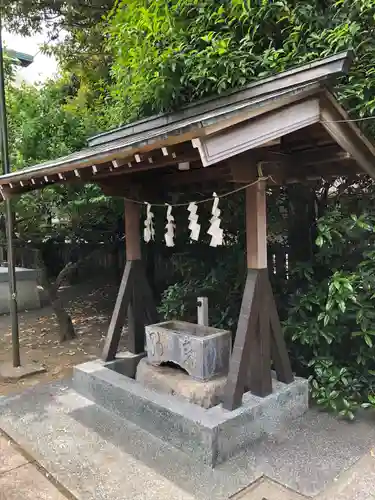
[0,278,121,395]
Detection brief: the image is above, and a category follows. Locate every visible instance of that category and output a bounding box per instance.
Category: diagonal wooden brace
[222,179,293,411]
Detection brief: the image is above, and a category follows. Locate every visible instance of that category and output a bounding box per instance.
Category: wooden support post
[125,200,141,261]
[248,270,272,397]
[222,178,293,411]
[101,200,158,361]
[245,180,272,397]
[246,180,267,269]
[138,263,159,326]
[125,200,146,354]
[265,277,294,384]
[127,273,145,354]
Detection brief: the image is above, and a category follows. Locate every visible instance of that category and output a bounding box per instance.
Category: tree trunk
[35,246,105,342]
[51,294,76,342]
[36,250,76,342]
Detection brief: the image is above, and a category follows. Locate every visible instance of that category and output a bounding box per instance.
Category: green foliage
[284,206,375,417]
[44,22,114,133]
[6,79,95,168]
[158,244,245,332]
[106,0,375,127]
[3,1,113,35]
[0,75,122,254]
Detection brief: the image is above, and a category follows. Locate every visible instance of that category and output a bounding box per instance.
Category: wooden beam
[228,144,353,184]
[290,144,350,166]
[127,261,159,354]
[164,163,229,186]
[127,264,146,354]
[94,152,200,180]
[245,181,272,398]
[124,199,144,354]
[279,159,358,185]
[320,99,375,179]
[98,182,131,197]
[101,259,158,360]
[124,200,158,354]
[222,171,294,409]
[102,261,134,361]
[266,277,294,383]
[138,264,158,326]
[230,159,258,183]
[112,159,128,169]
[229,159,359,187]
[125,200,141,261]
[222,267,294,409]
[248,270,272,396]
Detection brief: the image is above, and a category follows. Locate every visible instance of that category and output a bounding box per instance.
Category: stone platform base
[73,352,308,467]
[0,267,42,314]
[136,358,226,409]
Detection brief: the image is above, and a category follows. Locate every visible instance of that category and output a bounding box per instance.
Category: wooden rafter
[95,152,200,180]
[2,143,200,197]
[163,162,230,187]
[320,94,375,179]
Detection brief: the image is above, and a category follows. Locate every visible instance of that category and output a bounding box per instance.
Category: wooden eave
[0,84,322,193]
[88,50,353,147]
[1,50,374,198]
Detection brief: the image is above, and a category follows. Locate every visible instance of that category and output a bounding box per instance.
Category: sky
[3,29,59,84]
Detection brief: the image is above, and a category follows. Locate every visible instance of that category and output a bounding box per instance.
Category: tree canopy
[106,0,375,133]
[0,59,122,341]
[3,1,113,35]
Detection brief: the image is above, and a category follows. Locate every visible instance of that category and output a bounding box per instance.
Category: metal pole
[0,8,20,367]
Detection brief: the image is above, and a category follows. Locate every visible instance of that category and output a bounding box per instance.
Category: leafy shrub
[159,202,375,418]
[158,244,245,333]
[284,207,375,418]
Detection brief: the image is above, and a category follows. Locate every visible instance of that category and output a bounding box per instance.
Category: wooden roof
[1,50,374,198]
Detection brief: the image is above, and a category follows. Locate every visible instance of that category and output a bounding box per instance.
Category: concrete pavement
[0,435,68,500]
[1,381,375,500]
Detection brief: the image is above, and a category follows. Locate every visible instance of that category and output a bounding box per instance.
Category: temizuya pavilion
[1,50,374,417]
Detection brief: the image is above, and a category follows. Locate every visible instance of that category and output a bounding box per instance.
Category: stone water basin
[145,320,231,381]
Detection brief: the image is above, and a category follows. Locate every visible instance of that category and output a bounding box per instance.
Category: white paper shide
[164,204,175,247]
[207,192,223,247]
[144,203,155,243]
[187,201,201,241]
